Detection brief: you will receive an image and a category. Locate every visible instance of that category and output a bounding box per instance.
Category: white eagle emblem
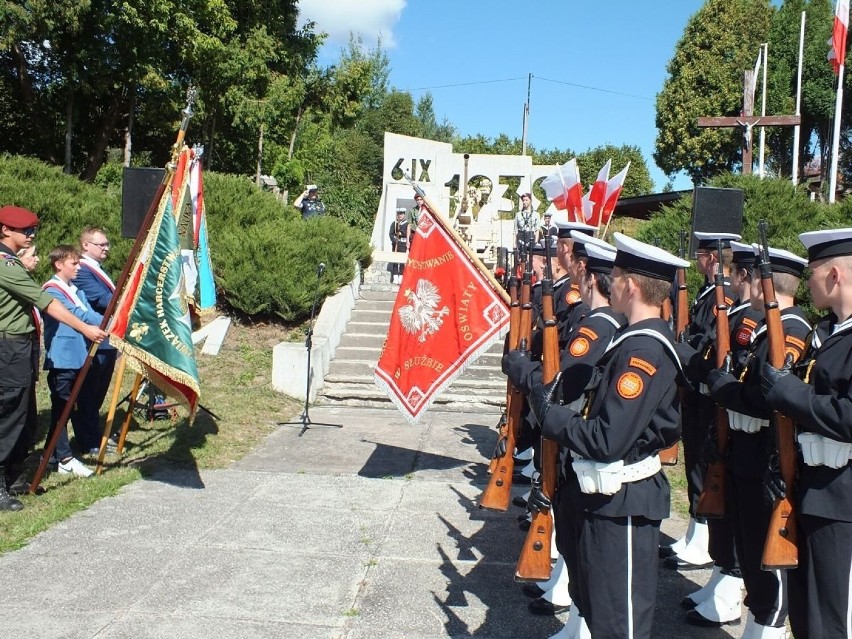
[399,279,450,342]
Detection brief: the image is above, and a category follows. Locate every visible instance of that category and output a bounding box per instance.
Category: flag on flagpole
[375,208,510,423]
[600,162,630,225]
[586,159,611,227]
[829,0,849,74]
[541,159,584,222]
[189,152,216,311]
[750,46,763,97]
[108,148,201,416]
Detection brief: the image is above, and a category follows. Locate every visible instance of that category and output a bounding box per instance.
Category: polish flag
[600,162,630,225]
[541,159,584,221]
[581,192,595,226]
[828,0,849,75]
[586,159,611,227]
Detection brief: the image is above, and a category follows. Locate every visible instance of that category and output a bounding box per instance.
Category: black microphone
[317,262,326,276]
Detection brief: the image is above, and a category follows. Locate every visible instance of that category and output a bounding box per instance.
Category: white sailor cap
[751,244,808,277]
[306,184,318,191]
[694,231,742,250]
[530,236,559,256]
[554,220,597,239]
[395,207,406,213]
[584,242,617,275]
[613,232,690,282]
[569,231,616,259]
[730,240,757,266]
[798,228,852,262]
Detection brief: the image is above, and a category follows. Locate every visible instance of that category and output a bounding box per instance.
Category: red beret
[0,206,39,228]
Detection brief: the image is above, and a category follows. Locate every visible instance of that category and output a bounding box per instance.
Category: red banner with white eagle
[374,208,510,423]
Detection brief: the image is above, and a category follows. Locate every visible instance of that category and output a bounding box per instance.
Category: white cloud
[298,0,406,48]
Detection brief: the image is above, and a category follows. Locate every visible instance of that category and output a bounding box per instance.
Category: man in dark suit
[72,226,118,454]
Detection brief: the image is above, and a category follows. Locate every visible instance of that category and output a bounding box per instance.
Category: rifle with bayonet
[660,230,690,466]
[758,221,799,570]
[696,239,732,518]
[480,246,531,510]
[515,237,559,582]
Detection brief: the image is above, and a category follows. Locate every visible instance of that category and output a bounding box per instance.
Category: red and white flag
[586,159,611,227]
[541,159,584,222]
[601,162,630,225]
[829,0,849,75]
[375,208,510,423]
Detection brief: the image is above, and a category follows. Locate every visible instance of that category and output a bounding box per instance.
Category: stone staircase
[316,284,506,412]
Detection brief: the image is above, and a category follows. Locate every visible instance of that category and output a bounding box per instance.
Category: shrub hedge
[0,155,372,321]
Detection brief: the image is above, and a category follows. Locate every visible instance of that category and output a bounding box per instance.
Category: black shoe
[528,598,570,616]
[680,596,698,610]
[522,583,546,598]
[0,485,23,511]
[664,555,714,571]
[513,495,528,508]
[658,545,677,559]
[685,609,741,627]
[7,477,44,496]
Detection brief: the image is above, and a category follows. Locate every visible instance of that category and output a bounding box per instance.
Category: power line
[404,74,653,102]
[406,77,526,91]
[534,75,653,101]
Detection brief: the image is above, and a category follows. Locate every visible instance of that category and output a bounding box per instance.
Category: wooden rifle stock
[480,269,531,510]
[696,249,731,518]
[515,260,559,581]
[757,222,799,569]
[661,236,690,466]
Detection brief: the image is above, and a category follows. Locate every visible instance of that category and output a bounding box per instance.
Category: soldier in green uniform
[0,205,107,510]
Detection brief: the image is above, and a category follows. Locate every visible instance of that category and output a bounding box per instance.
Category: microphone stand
[278,263,342,437]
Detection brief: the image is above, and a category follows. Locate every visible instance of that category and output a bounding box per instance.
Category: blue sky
[299,0,707,192]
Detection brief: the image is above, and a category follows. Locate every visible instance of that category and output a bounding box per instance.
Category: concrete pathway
[0,406,744,638]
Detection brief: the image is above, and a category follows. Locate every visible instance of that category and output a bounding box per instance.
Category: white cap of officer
[798,228,852,262]
[584,241,617,275]
[554,220,597,239]
[751,243,808,277]
[569,231,616,258]
[694,231,742,250]
[613,233,690,282]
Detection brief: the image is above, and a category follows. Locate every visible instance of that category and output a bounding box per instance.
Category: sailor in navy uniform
[554,221,597,346]
[73,227,118,453]
[527,233,688,639]
[678,240,761,625]
[665,231,741,571]
[701,245,810,636]
[507,240,625,637]
[761,229,852,639]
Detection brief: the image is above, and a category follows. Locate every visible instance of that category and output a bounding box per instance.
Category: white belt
[798,432,852,469]
[699,383,710,396]
[727,410,769,433]
[571,454,662,495]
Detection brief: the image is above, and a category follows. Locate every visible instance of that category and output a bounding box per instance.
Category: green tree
[655,0,774,182]
[415,93,456,142]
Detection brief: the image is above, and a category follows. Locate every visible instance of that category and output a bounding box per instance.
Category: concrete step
[358,288,398,301]
[317,382,505,409]
[323,372,506,389]
[338,334,386,349]
[328,360,505,380]
[350,308,393,322]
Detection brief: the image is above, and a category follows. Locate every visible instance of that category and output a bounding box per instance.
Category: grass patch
[662,443,689,518]
[0,318,300,554]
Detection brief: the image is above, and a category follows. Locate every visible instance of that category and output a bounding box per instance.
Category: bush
[638,173,850,318]
[0,155,372,322]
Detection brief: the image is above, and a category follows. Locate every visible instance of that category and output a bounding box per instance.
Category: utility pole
[521,73,532,156]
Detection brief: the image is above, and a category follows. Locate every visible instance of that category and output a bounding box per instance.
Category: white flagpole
[793,11,806,184]
[759,43,768,178]
[830,62,845,203]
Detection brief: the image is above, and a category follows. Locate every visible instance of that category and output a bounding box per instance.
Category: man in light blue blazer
[72,226,118,453]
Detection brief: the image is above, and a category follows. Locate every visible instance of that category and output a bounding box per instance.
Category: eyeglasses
[88,241,110,248]
[10,226,37,237]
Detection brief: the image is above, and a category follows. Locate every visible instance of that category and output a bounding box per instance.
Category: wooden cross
[697,70,800,175]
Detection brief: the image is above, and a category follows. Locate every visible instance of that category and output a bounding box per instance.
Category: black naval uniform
[388,218,408,280]
[709,307,810,628]
[0,244,54,485]
[681,278,734,516]
[764,313,852,638]
[541,318,681,638]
